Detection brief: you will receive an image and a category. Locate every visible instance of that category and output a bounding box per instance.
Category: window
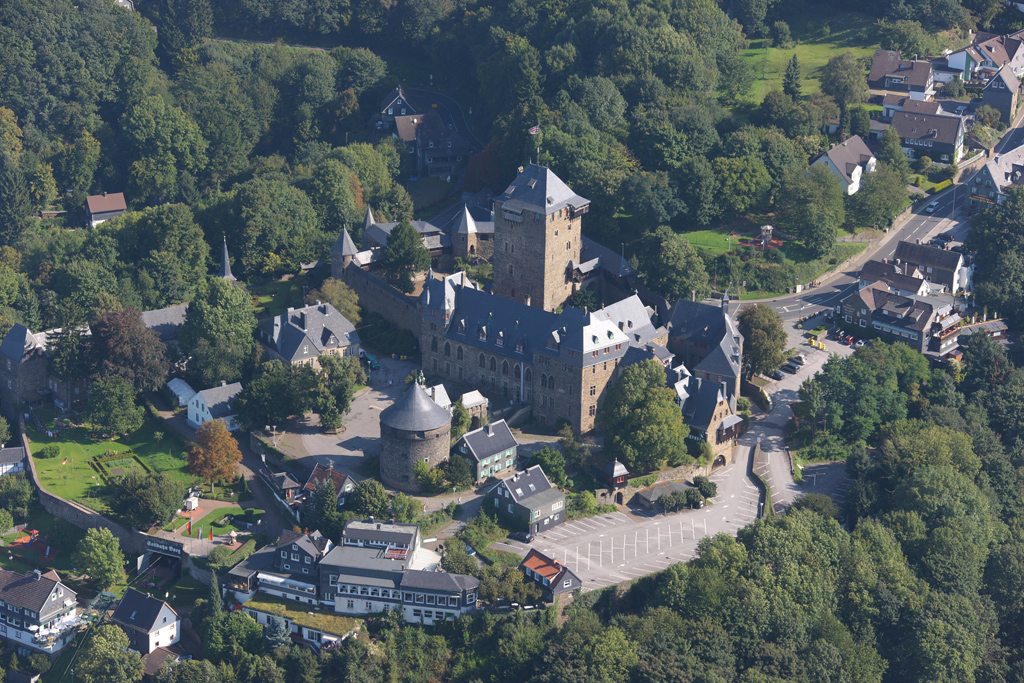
[283,564,290,570]
[589,405,596,416]
[291,553,299,561]
[490,357,496,371]
[502,361,509,376]
[305,556,311,564]
[563,579,572,588]
[479,353,486,368]
[457,346,464,361]
[347,599,354,609]
[507,504,514,513]
[444,342,451,357]
[589,386,596,396]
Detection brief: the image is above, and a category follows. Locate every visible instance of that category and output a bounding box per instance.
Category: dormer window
[496,332,505,347]
[478,326,487,341]
[303,345,308,355]
[457,319,466,334]
[515,341,524,353]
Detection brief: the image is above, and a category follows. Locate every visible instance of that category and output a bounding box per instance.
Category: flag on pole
[61,458,67,465]
[198,526,202,539]
[528,125,540,135]
[187,520,191,535]
[209,529,213,541]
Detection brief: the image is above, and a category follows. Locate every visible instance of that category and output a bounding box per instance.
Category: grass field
[28,416,194,513]
[253,274,308,318]
[741,8,879,102]
[179,506,264,538]
[679,227,746,256]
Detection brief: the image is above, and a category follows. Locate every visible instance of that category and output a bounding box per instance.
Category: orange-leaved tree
[188,420,242,495]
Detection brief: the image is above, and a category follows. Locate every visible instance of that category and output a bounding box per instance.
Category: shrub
[737,397,751,412]
[628,474,657,488]
[38,445,60,459]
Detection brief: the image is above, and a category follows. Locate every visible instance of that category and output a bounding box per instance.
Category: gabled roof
[982,144,1024,192]
[303,462,352,498]
[818,135,874,184]
[380,383,452,432]
[497,164,590,215]
[341,519,419,548]
[393,114,424,143]
[0,569,73,613]
[194,382,242,419]
[592,295,664,347]
[381,86,415,115]
[679,377,728,433]
[519,548,579,588]
[85,192,127,215]
[901,99,944,116]
[456,419,517,463]
[165,378,196,404]
[859,259,927,293]
[0,324,42,363]
[278,529,331,557]
[111,588,177,633]
[258,302,360,362]
[987,64,1021,92]
[0,447,25,465]
[868,50,933,88]
[141,304,188,342]
[890,111,963,145]
[893,240,963,271]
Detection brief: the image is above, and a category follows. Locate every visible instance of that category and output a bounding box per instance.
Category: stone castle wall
[339,263,421,334]
[379,422,451,492]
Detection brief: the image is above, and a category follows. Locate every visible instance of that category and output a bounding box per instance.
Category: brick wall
[492,204,582,311]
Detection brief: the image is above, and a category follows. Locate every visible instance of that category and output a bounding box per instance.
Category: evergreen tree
[382,220,430,293]
[783,54,801,99]
[850,106,872,139]
[880,126,912,184]
[264,617,291,650]
[0,152,29,246]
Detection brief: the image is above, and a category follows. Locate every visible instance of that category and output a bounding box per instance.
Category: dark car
[939,232,955,242]
[771,370,785,380]
[782,363,799,374]
[510,531,535,544]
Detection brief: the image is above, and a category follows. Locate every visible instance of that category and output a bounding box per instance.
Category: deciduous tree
[73,529,127,590]
[88,376,145,435]
[821,51,870,106]
[382,221,430,293]
[110,471,187,529]
[637,225,711,302]
[350,479,390,518]
[737,304,787,378]
[188,419,243,493]
[304,277,360,325]
[90,308,169,391]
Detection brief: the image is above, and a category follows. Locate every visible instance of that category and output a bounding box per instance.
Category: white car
[792,354,808,365]
[926,201,939,213]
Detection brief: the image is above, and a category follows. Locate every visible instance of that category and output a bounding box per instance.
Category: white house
[811,135,877,195]
[110,588,180,655]
[0,569,79,655]
[187,381,243,432]
[0,447,26,477]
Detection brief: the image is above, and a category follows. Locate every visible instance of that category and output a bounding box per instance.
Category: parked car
[782,363,799,374]
[792,354,808,365]
[926,201,939,213]
[854,339,866,348]
[771,370,785,380]
[510,531,535,544]
[464,544,477,556]
[939,232,955,242]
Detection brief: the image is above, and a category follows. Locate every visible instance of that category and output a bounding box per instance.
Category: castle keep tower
[492,164,590,312]
[379,383,452,491]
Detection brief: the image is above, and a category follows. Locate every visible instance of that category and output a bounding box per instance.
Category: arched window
[525,368,532,383]
[431,337,438,352]
[444,342,451,357]
[470,245,475,255]
[508,264,514,275]
[456,346,463,361]
[549,377,555,392]
[479,353,486,368]
[514,364,521,380]
[502,360,509,376]
[490,357,496,371]
[541,374,548,389]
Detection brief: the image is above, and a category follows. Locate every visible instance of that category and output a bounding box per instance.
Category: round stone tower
[379,383,452,491]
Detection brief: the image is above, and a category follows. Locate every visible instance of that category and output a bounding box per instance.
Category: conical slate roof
[332,228,358,257]
[455,205,477,234]
[219,237,236,281]
[380,383,452,432]
[362,207,375,231]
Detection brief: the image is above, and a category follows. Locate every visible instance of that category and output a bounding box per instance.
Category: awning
[718,415,744,431]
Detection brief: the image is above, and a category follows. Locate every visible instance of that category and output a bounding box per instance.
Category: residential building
[982,65,1021,124]
[946,29,1024,80]
[489,466,565,535]
[892,240,971,293]
[867,50,935,99]
[858,259,933,297]
[110,589,180,655]
[141,304,188,344]
[453,419,518,482]
[881,95,944,119]
[85,192,127,228]
[228,530,334,607]
[0,569,78,656]
[301,462,354,508]
[0,447,26,477]
[518,549,581,600]
[810,135,877,195]
[670,365,742,461]
[380,85,415,128]
[665,297,743,401]
[970,142,1024,208]
[258,467,302,514]
[415,110,472,177]
[187,381,242,431]
[841,283,937,352]
[258,301,360,370]
[164,378,196,408]
[890,111,965,164]
[492,163,591,311]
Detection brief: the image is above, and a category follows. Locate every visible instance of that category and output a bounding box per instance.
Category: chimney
[299,312,307,330]
[485,424,492,436]
[103,191,108,197]
[33,569,40,581]
[369,515,374,523]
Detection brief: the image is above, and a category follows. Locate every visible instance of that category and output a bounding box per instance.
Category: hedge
[932,179,952,193]
[628,474,658,488]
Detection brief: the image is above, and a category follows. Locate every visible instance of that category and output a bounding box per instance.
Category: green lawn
[27,415,194,513]
[179,506,264,538]
[679,227,746,256]
[253,273,308,318]
[741,8,879,102]
[166,575,209,609]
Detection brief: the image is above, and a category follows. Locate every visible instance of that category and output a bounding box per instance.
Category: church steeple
[219,236,237,282]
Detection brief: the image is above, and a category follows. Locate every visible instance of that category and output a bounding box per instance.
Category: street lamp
[271,425,277,448]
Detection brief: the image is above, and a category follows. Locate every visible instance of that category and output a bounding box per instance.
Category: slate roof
[364,219,449,252]
[219,237,236,282]
[987,65,1021,92]
[278,529,331,557]
[818,135,874,184]
[901,99,944,116]
[194,382,242,419]
[317,545,407,586]
[141,304,188,342]
[303,463,352,498]
[393,114,424,143]
[400,570,478,593]
[85,192,127,215]
[678,377,728,433]
[0,447,25,465]
[497,164,590,215]
[0,569,72,613]
[421,271,479,312]
[265,468,300,492]
[893,240,963,271]
[602,459,629,478]
[460,390,487,409]
[259,302,360,363]
[844,284,935,333]
[331,228,359,259]
[890,111,963,145]
[0,324,42,362]
[111,588,176,633]
[456,420,517,463]
[982,144,1024,192]
[579,237,635,278]
[381,86,414,115]
[592,295,664,347]
[636,481,690,504]
[381,384,452,432]
[859,259,927,293]
[455,205,494,234]
[500,465,558,507]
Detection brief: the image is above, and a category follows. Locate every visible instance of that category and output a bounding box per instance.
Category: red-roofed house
[518,548,582,600]
[302,462,355,508]
[85,192,127,228]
